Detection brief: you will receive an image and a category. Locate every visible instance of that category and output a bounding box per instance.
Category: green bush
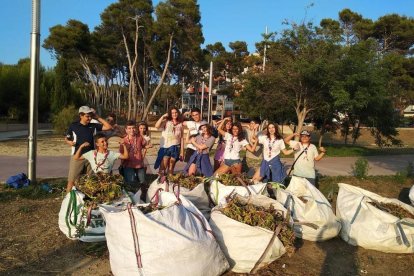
[52,105,78,135]
[351,158,369,179]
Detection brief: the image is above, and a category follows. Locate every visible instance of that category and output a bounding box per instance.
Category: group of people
[64,105,327,193]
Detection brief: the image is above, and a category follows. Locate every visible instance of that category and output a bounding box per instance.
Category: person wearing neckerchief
[252,122,294,183]
[214,118,258,176]
[213,118,233,171]
[184,124,216,177]
[284,130,327,186]
[154,107,184,175]
[74,133,129,174]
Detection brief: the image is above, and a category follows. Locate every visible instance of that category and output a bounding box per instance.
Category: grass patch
[323,145,414,157]
[0,177,67,202]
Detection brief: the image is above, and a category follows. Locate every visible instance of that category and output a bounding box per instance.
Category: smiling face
[267,124,276,135]
[171,109,179,120]
[125,125,137,137]
[200,125,207,135]
[95,137,108,150]
[79,112,92,124]
[138,124,147,135]
[191,111,201,122]
[300,134,311,143]
[225,121,233,131]
[232,125,240,136]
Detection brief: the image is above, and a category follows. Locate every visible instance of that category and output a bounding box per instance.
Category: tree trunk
[141,35,174,121]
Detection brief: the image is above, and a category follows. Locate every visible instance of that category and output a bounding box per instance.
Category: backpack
[6,173,30,189]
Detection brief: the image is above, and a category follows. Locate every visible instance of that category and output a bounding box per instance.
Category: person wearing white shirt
[252,123,293,183]
[214,118,257,175]
[183,108,208,163]
[284,130,327,185]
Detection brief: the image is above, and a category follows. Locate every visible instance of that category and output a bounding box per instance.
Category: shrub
[52,105,78,135]
[351,158,369,179]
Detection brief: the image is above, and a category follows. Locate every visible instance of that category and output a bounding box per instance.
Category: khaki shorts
[67,156,91,182]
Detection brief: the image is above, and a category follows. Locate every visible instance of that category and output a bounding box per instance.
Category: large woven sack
[100,191,230,276]
[337,183,414,253]
[146,177,212,218]
[58,189,137,242]
[275,176,341,241]
[209,195,287,273]
[409,184,414,205]
[209,179,267,205]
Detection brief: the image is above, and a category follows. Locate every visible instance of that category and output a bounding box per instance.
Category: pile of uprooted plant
[368,201,414,219]
[168,173,206,190]
[220,197,297,256]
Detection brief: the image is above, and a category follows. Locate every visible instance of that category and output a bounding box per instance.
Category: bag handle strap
[127,203,143,269]
[236,176,252,196]
[287,145,308,176]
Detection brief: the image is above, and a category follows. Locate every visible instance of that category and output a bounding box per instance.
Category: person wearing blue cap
[284,130,327,186]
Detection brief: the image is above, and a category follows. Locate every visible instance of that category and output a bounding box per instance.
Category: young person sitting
[184,124,215,177]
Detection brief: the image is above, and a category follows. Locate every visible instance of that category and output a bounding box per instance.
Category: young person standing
[252,123,293,183]
[64,106,112,192]
[213,118,232,171]
[284,130,327,185]
[183,108,208,163]
[154,107,184,175]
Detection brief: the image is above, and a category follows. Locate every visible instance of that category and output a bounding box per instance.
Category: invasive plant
[52,105,78,135]
[368,201,414,219]
[351,158,369,179]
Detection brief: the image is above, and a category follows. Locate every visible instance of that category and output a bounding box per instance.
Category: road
[1,154,413,182]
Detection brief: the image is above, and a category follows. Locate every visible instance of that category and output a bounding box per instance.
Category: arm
[281,149,294,156]
[93,113,112,131]
[245,139,258,153]
[284,133,298,145]
[73,142,89,160]
[64,137,75,147]
[180,128,185,160]
[155,113,168,129]
[217,117,230,137]
[119,143,129,160]
[191,137,208,151]
[315,146,326,161]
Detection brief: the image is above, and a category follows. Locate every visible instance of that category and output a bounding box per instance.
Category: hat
[79,106,94,114]
[300,130,311,136]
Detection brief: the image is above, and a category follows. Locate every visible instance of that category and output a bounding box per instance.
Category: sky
[1,0,413,68]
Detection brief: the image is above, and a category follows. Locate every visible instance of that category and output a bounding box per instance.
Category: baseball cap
[79,106,94,114]
[300,130,311,136]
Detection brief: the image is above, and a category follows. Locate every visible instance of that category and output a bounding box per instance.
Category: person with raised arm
[284,130,327,186]
[153,107,184,175]
[74,133,128,174]
[213,118,233,171]
[214,117,257,175]
[252,122,293,183]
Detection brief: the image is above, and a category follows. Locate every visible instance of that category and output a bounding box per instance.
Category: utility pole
[200,81,205,118]
[263,26,268,73]
[28,0,41,183]
[207,62,213,123]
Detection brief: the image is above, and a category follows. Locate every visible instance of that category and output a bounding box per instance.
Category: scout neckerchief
[127,135,140,154]
[94,150,109,170]
[267,136,277,159]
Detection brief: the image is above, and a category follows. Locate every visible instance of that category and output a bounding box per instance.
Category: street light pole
[207,62,213,123]
[28,0,41,183]
[263,26,268,73]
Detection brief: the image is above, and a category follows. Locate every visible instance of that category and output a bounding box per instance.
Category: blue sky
[1,0,413,68]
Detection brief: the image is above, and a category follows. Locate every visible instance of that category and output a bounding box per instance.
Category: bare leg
[230,163,242,175]
[161,156,170,175]
[188,163,197,176]
[252,168,263,182]
[168,158,177,175]
[66,181,74,193]
[214,163,231,176]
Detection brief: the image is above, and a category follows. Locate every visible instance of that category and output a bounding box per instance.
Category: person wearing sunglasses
[284,130,327,186]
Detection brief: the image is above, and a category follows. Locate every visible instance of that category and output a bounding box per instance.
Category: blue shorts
[154,145,180,169]
[224,159,241,167]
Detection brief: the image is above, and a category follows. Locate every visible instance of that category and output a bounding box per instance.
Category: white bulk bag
[146,177,212,217]
[100,191,230,276]
[58,189,138,242]
[337,183,414,253]
[209,179,267,205]
[209,195,288,273]
[275,176,341,241]
[409,184,414,205]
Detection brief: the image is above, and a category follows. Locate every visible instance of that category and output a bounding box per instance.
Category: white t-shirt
[186,120,208,150]
[161,121,183,148]
[83,150,121,173]
[289,141,319,178]
[223,133,249,160]
[258,135,286,161]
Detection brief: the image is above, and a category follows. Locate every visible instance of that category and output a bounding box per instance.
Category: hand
[163,113,168,119]
[319,147,326,153]
[294,133,300,137]
[119,141,125,146]
[179,153,184,161]
[81,142,90,148]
